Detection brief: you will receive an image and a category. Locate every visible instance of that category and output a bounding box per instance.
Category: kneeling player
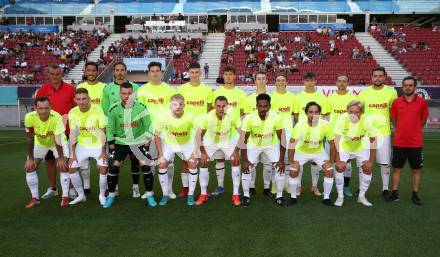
[68,88,107,205]
[334,100,376,207]
[23,96,69,208]
[197,96,241,206]
[241,94,286,206]
[103,82,155,208]
[154,94,199,206]
[288,102,336,206]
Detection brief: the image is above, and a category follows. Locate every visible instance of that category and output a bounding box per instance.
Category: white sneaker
[69,195,86,205]
[42,188,58,200]
[334,197,344,207]
[99,195,106,205]
[358,196,373,207]
[132,185,140,198]
[68,187,77,199]
[169,192,177,200]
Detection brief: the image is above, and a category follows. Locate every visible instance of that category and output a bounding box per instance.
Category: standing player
[212,66,247,196]
[288,102,336,206]
[102,62,142,198]
[358,67,397,200]
[154,94,199,206]
[76,61,106,194]
[197,96,242,206]
[334,100,376,206]
[137,61,176,199]
[293,72,330,197]
[104,82,155,208]
[389,76,429,205]
[23,96,69,208]
[328,75,357,197]
[241,94,286,206]
[35,64,75,200]
[68,88,107,205]
[177,62,213,198]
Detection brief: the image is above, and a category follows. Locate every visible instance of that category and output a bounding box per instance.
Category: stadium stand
[370,24,440,85]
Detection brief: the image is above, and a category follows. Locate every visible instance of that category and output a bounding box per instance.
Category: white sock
[241,172,251,197]
[297,167,303,188]
[181,172,189,188]
[275,172,285,198]
[323,177,334,199]
[288,176,298,198]
[26,171,39,199]
[60,172,70,197]
[158,168,169,196]
[344,162,352,178]
[167,164,174,193]
[99,174,107,196]
[335,172,344,198]
[250,166,256,188]
[380,164,390,191]
[216,162,225,188]
[263,164,272,189]
[80,167,90,190]
[359,172,372,198]
[69,172,85,197]
[231,166,241,195]
[311,164,320,187]
[199,168,209,195]
[188,169,199,196]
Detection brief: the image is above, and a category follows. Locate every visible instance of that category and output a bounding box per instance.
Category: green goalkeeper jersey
[106,101,153,145]
[102,81,139,115]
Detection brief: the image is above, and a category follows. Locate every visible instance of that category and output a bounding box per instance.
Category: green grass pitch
[0,130,439,257]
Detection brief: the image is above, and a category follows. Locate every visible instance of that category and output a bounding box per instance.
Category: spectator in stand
[359,79,366,86]
[204,63,209,79]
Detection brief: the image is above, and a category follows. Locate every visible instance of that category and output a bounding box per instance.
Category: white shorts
[339,149,370,167]
[70,145,107,168]
[204,137,238,160]
[162,142,197,162]
[247,144,280,165]
[294,150,328,167]
[376,135,391,165]
[33,141,69,159]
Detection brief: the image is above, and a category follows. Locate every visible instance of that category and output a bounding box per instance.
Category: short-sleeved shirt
[358,85,398,136]
[242,111,283,147]
[294,90,329,123]
[102,81,139,115]
[244,92,259,114]
[390,95,429,148]
[201,109,241,144]
[291,119,334,154]
[177,82,213,116]
[212,86,247,119]
[334,114,375,152]
[155,111,194,145]
[77,81,106,109]
[271,90,296,128]
[137,82,176,124]
[24,110,66,147]
[68,105,107,147]
[36,82,76,116]
[328,92,358,126]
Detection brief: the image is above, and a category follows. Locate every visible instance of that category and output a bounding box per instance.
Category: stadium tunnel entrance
[208,15,226,33]
[266,15,280,32]
[115,16,131,33]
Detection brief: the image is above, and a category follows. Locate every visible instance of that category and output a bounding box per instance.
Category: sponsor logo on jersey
[333,109,347,114]
[278,107,291,113]
[148,98,164,104]
[187,100,205,107]
[120,121,139,128]
[91,98,101,104]
[35,131,54,139]
[80,126,98,132]
[368,103,388,109]
[171,131,188,137]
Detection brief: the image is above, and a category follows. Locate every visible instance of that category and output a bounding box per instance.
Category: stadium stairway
[199,33,225,86]
[64,33,122,84]
[356,32,413,86]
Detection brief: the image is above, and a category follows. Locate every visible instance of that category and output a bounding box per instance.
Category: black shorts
[44,150,55,161]
[392,147,424,170]
[112,144,150,163]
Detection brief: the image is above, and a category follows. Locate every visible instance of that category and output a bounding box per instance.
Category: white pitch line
[0,140,27,146]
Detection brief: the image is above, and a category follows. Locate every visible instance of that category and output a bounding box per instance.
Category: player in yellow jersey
[288,102,336,206]
[137,61,177,199]
[293,72,330,197]
[197,96,242,206]
[68,88,107,206]
[241,94,286,206]
[328,75,358,197]
[211,66,247,196]
[177,62,213,198]
[23,96,69,208]
[334,100,376,207]
[154,94,199,206]
[76,61,106,195]
[358,67,398,200]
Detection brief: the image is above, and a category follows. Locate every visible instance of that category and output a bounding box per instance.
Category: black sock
[344,177,350,187]
[142,165,153,192]
[131,158,140,184]
[108,166,120,193]
[412,191,418,198]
